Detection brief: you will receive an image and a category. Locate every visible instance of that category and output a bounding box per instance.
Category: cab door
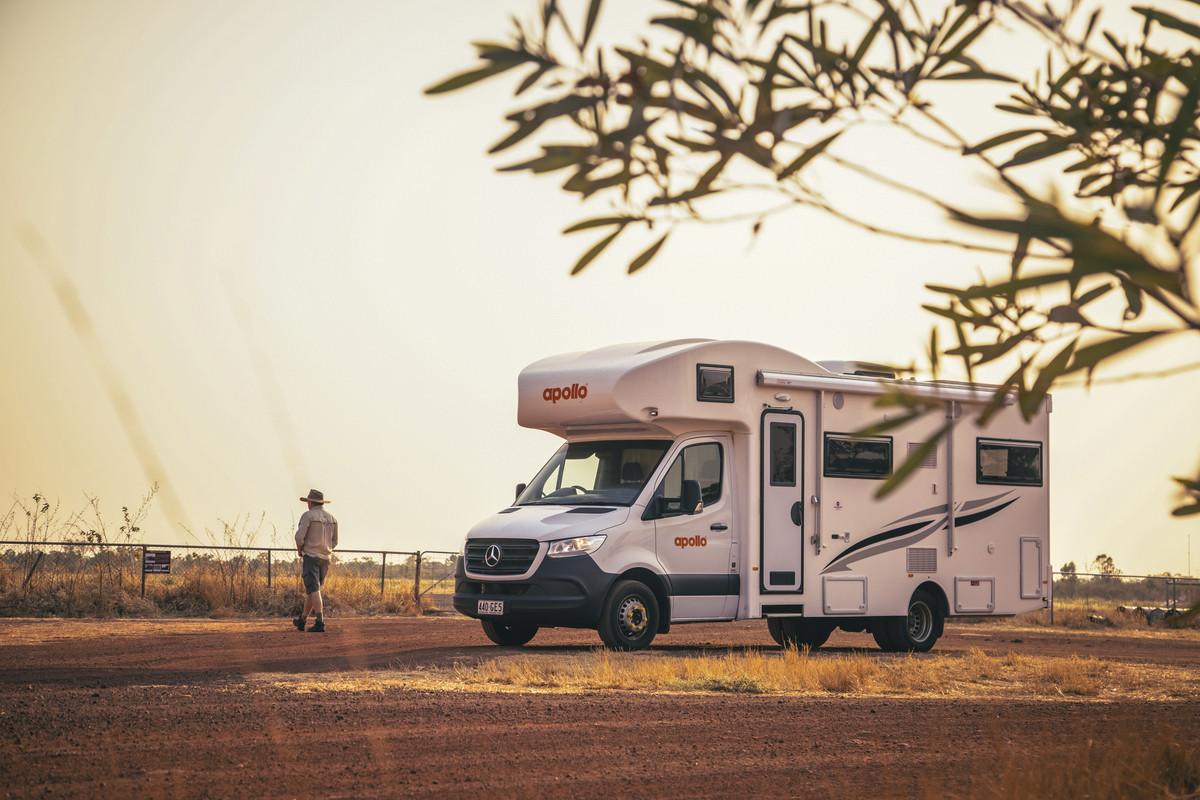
[761,410,805,593]
[651,436,737,620]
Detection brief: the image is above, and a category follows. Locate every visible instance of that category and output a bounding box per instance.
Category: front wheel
[481,620,538,647]
[598,579,659,651]
[883,589,943,652]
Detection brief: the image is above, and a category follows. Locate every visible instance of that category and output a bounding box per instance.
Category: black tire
[767,618,786,647]
[598,579,659,651]
[871,621,899,652]
[770,618,833,650]
[481,620,538,646]
[884,589,943,653]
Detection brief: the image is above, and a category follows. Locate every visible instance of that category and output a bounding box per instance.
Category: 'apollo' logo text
[674,536,707,548]
[543,384,588,403]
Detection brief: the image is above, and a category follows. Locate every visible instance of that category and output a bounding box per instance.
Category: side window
[656,442,723,515]
[696,364,734,403]
[824,433,892,479]
[977,439,1043,486]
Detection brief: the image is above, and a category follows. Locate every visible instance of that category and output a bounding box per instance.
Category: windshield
[516,440,672,507]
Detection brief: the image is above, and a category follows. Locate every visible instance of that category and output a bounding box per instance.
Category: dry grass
[0,564,427,618]
[257,645,1195,702]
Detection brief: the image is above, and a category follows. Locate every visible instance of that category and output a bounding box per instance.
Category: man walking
[294,489,338,632]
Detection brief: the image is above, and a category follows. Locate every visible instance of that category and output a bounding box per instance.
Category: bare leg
[302,594,313,618]
[310,590,323,616]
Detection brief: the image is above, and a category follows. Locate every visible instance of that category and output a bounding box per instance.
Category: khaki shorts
[301,555,330,594]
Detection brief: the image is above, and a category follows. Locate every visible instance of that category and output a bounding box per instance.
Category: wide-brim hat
[300,489,329,504]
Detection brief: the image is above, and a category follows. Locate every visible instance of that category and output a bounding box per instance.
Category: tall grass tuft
[982,725,1200,799]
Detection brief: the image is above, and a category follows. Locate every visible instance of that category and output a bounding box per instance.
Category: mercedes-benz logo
[483,544,503,568]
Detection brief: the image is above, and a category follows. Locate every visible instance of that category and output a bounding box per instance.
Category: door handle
[790,502,803,526]
[710,523,728,531]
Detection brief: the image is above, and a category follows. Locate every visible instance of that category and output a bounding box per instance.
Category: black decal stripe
[668,574,740,596]
[954,498,1018,528]
[822,496,1021,573]
[822,517,943,572]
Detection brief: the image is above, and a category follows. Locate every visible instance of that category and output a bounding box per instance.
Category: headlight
[547,534,606,557]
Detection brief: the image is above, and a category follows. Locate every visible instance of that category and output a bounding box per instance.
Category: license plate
[477,600,504,615]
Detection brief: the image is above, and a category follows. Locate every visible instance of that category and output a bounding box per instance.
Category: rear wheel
[598,580,659,651]
[884,589,943,652]
[769,618,833,650]
[481,620,538,647]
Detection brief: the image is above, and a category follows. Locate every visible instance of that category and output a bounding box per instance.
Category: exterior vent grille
[908,441,937,468]
[907,547,937,573]
[465,539,540,575]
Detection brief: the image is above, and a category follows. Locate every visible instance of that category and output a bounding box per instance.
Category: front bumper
[453,553,614,629]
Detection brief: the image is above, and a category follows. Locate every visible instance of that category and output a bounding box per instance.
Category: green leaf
[652,16,714,48]
[1171,500,1200,517]
[1073,282,1115,308]
[489,94,599,153]
[581,0,603,49]
[628,233,670,274]
[964,129,1044,155]
[1002,137,1071,169]
[932,69,1018,82]
[562,217,630,234]
[1134,7,1200,40]
[1064,330,1167,378]
[778,130,842,180]
[874,423,953,498]
[571,229,623,275]
[424,61,522,95]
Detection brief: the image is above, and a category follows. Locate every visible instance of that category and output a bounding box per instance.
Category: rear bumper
[453,555,613,629]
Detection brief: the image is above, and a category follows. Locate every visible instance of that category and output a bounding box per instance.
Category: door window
[657,442,723,516]
[769,422,796,486]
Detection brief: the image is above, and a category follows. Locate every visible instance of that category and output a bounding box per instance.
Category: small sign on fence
[143,550,171,574]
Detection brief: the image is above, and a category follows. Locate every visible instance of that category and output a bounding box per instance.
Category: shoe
[292,616,306,632]
[308,620,325,633]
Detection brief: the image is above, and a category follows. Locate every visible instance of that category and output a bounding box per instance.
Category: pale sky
[1,0,1197,576]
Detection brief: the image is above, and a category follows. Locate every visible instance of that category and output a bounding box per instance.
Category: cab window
[656,442,723,516]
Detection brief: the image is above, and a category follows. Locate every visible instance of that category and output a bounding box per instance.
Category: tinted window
[697,364,734,403]
[517,440,671,506]
[824,434,892,479]
[770,422,796,486]
[977,439,1043,486]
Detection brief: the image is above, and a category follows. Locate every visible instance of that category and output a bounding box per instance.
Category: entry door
[761,410,804,592]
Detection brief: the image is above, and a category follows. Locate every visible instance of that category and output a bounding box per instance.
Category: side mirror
[681,480,703,515]
[514,483,527,502]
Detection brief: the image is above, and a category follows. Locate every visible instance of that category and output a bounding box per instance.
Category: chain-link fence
[0,540,460,617]
[1051,571,1200,624]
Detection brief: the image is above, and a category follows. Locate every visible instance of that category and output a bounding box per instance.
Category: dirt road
[2,616,1198,799]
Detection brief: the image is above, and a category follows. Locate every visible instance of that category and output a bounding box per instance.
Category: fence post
[414,552,422,612]
[380,552,386,598]
[141,545,147,599]
[267,549,272,588]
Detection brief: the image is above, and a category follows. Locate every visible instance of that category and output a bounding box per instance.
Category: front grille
[464,539,540,575]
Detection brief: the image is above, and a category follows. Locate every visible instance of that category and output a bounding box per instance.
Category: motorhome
[453,339,1050,651]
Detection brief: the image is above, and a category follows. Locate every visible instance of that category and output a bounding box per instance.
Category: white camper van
[453,339,1050,652]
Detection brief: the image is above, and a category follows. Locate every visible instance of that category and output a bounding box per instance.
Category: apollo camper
[453,339,1051,651]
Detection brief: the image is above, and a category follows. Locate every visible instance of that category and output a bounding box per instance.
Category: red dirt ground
[2,615,1198,799]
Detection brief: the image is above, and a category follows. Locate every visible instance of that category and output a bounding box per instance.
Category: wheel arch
[617,567,671,633]
[915,580,948,635]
